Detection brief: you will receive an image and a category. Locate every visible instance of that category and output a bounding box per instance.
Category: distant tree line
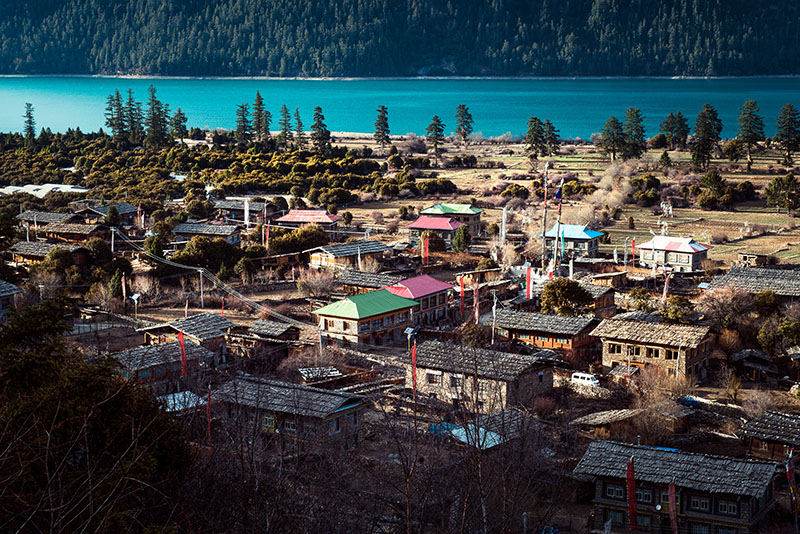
[0,0,797,77]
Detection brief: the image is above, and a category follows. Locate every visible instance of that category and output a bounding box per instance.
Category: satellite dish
[656,504,662,511]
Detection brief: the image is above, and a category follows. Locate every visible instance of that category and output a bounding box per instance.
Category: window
[536,335,549,342]
[478,380,490,396]
[717,500,738,516]
[609,343,622,354]
[646,347,661,359]
[350,411,359,428]
[138,369,151,378]
[605,509,624,525]
[631,346,641,356]
[555,337,569,344]
[384,315,393,326]
[371,319,382,330]
[759,440,768,451]
[450,375,463,389]
[690,496,710,512]
[427,372,442,385]
[636,488,653,504]
[397,312,407,323]
[284,420,297,432]
[666,349,679,360]
[637,515,651,528]
[439,293,446,305]
[605,483,625,500]
[155,366,166,376]
[328,416,342,434]
[261,414,275,430]
[717,528,736,534]
[538,372,544,383]
[690,524,710,534]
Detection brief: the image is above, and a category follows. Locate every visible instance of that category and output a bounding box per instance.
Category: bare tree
[296,267,336,299]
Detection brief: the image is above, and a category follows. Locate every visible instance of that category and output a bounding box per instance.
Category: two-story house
[214,199,279,223]
[16,210,82,230]
[384,274,453,327]
[274,209,341,231]
[7,241,90,266]
[420,203,483,237]
[43,222,109,244]
[313,289,417,348]
[111,340,215,396]
[211,376,364,451]
[308,240,391,270]
[573,440,777,534]
[75,201,139,225]
[172,223,242,246]
[539,224,604,258]
[140,313,237,365]
[708,266,800,302]
[738,411,800,464]
[406,216,463,247]
[225,319,300,372]
[407,340,560,413]
[591,317,713,380]
[486,309,597,361]
[637,235,711,273]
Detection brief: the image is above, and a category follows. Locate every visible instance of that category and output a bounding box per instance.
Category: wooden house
[75,201,139,225]
[419,203,483,237]
[211,377,364,451]
[637,235,711,273]
[539,224,604,258]
[42,222,108,244]
[511,279,615,318]
[0,280,21,323]
[708,266,800,302]
[591,317,713,380]
[336,270,403,295]
[214,199,280,223]
[140,312,237,364]
[274,209,341,230]
[111,340,214,396]
[15,210,82,229]
[406,216,462,246]
[486,309,597,361]
[7,241,89,266]
[384,274,454,327]
[738,411,800,463]
[225,319,300,372]
[407,340,560,413]
[313,289,416,348]
[573,440,777,534]
[308,239,391,270]
[172,222,242,246]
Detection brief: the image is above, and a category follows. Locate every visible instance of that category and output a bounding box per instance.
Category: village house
[573,440,777,534]
[211,376,364,451]
[485,309,597,361]
[384,274,454,327]
[111,340,215,396]
[172,222,242,246]
[708,266,800,301]
[336,270,403,295]
[42,222,109,244]
[214,199,280,223]
[406,215,463,246]
[274,209,341,231]
[75,201,139,225]
[313,289,416,348]
[738,411,800,463]
[407,340,560,413]
[225,318,300,372]
[0,280,21,322]
[512,280,616,318]
[308,239,391,270]
[140,312,237,365]
[15,210,82,229]
[637,235,711,273]
[441,408,539,451]
[591,317,713,380]
[7,241,90,266]
[419,203,483,237]
[539,224,604,258]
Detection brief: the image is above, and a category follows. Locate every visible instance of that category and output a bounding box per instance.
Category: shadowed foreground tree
[540,278,592,316]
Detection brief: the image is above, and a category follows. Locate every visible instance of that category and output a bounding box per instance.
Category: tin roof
[420,203,483,215]
[406,216,462,231]
[275,209,341,224]
[539,224,604,240]
[637,235,710,253]
[312,289,417,319]
[385,274,454,299]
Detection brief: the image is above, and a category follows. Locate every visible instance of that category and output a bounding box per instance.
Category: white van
[571,372,600,387]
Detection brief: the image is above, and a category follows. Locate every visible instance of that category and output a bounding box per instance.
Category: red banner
[207,385,212,445]
[221,297,225,317]
[526,266,531,299]
[424,235,429,264]
[460,277,465,318]
[631,237,636,260]
[178,330,188,377]
[627,457,637,530]
[411,342,417,397]
[121,273,127,300]
[668,480,678,534]
[473,280,479,324]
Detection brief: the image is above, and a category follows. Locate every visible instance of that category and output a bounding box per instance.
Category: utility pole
[540,162,549,274]
[198,269,204,308]
[490,290,497,345]
[110,227,115,253]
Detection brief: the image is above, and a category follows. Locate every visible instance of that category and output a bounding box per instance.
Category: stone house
[738,411,800,464]
[384,274,454,327]
[308,239,391,270]
[573,440,777,534]
[7,241,90,266]
[75,201,139,225]
[140,312,237,365]
[539,223,604,258]
[637,235,711,273]
[486,309,597,361]
[172,222,242,246]
[406,216,463,246]
[111,340,215,396]
[708,266,800,301]
[42,222,109,244]
[225,319,300,372]
[419,203,483,237]
[16,210,82,229]
[336,270,403,295]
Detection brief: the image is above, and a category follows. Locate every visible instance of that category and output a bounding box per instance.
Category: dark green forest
[0,0,797,77]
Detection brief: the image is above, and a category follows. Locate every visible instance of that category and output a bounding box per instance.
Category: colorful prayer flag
[178,330,188,377]
[626,456,637,530]
[411,342,417,397]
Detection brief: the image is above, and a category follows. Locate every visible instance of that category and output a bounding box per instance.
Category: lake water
[0,76,798,139]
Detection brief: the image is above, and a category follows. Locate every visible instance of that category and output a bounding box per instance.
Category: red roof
[275,209,342,224]
[406,216,462,231]
[384,274,454,299]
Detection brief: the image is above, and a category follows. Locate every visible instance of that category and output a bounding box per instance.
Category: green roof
[312,289,417,319]
[420,203,483,215]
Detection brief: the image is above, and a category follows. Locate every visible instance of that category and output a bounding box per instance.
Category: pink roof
[406,216,462,231]
[384,274,454,299]
[275,209,342,224]
[638,235,711,253]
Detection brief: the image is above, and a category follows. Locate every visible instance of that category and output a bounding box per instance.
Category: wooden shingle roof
[248,319,297,338]
[112,341,214,371]
[485,309,594,336]
[8,241,82,258]
[738,411,800,446]
[708,266,800,297]
[590,318,710,348]
[16,210,77,224]
[314,239,390,258]
[337,270,403,289]
[573,440,777,498]
[0,279,21,298]
[140,312,237,341]
[173,223,240,237]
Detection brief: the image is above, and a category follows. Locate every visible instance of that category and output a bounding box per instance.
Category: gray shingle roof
[212,377,362,419]
[475,409,538,441]
[315,240,390,258]
[173,223,240,237]
[581,283,614,299]
[485,309,594,336]
[708,266,800,297]
[111,341,214,371]
[141,312,236,341]
[8,241,82,258]
[412,340,560,381]
[214,199,269,212]
[738,411,800,446]
[0,279,21,298]
[573,440,777,498]
[337,270,403,288]
[16,210,76,224]
[83,201,138,216]
[248,319,297,338]
[590,318,710,348]
[44,222,105,235]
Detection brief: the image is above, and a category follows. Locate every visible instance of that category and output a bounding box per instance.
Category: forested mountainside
[0,0,797,77]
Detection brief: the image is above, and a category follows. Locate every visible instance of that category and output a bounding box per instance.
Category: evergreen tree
[455,104,474,145]
[737,100,765,171]
[525,117,546,157]
[144,85,169,148]
[775,103,800,165]
[104,89,125,144]
[277,104,293,150]
[451,225,471,253]
[672,111,690,148]
[425,115,445,165]
[234,102,251,143]
[23,102,35,139]
[105,205,121,226]
[374,105,390,149]
[598,116,625,161]
[124,89,144,146]
[622,107,646,159]
[310,106,331,153]
[660,112,677,148]
[765,173,800,212]
[294,108,306,149]
[691,104,722,169]
[252,91,271,141]
[543,119,560,156]
[169,107,188,143]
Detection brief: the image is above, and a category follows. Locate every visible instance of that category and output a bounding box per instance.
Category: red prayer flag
[178,330,188,377]
[626,457,638,530]
[121,274,127,300]
[424,235,429,264]
[631,237,636,259]
[207,385,212,445]
[411,342,417,397]
[220,297,225,317]
[526,266,532,299]
[460,277,465,318]
[668,480,678,534]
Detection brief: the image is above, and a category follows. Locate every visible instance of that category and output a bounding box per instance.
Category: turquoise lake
[1,76,798,139]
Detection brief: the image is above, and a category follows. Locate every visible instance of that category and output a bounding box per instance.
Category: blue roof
[539,224,604,240]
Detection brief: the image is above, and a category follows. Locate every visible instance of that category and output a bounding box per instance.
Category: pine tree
[737,100,765,171]
[672,111,690,148]
[765,173,800,212]
[525,117,546,157]
[124,89,144,146]
[277,104,293,150]
[234,103,251,143]
[252,91,271,141]
[425,115,445,165]
[104,90,125,144]
[622,107,646,159]
[294,108,306,149]
[775,103,800,165]
[374,105,390,149]
[455,104,474,145]
[544,119,560,156]
[598,116,625,161]
[451,225,471,253]
[144,85,169,149]
[310,106,331,153]
[23,103,35,139]
[691,104,722,169]
[169,107,188,143]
